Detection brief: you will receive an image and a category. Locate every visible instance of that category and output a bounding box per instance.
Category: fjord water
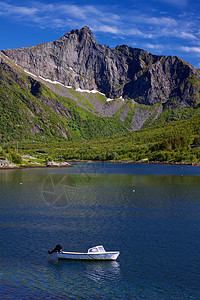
[1,163,200,299]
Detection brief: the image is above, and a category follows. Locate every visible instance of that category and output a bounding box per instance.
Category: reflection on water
[1,168,200,210]
[1,163,200,299]
[86,261,121,284]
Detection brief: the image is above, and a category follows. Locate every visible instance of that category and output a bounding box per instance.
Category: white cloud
[98,25,119,34]
[179,32,197,40]
[143,16,177,27]
[0,1,121,33]
[58,5,89,19]
[0,2,37,16]
[150,27,197,41]
[0,0,199,51]
[181,46,200,53]
[146,43,164,50]
[127,28,153,39]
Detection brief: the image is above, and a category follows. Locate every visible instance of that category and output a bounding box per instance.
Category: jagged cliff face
[2,26,200,107]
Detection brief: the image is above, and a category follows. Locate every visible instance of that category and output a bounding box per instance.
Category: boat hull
[57,251,120,261]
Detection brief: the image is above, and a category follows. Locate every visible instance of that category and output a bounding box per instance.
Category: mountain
[3,26,200,108]
[1,26,200,143]
[0,50,129,142]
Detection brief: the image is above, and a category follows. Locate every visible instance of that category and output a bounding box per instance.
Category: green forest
[1,112,200,166]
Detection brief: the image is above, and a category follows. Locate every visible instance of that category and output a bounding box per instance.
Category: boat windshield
[97,246,105,252]
[88,245,105,253]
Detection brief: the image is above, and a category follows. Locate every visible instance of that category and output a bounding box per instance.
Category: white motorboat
[48,245,120,261]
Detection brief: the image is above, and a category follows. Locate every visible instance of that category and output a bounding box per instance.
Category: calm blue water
[0,163,200,299]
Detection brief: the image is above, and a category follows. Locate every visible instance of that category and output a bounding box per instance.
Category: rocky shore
[46,161,73,167]
[0,159,73,170]
[0,159,19,169]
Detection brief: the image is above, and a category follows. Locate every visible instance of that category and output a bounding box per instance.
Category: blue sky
[1,0,200,68]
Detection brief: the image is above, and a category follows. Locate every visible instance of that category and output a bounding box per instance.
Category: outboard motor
[48,244,62,254]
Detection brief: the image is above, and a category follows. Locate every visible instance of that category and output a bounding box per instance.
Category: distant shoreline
[0,160,199,170]
[0,163,73,170]
[64,159,200,166]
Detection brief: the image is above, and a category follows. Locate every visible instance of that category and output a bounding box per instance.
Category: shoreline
[0,160,200,170]
[0,162,73,170]
[62,159,200,166]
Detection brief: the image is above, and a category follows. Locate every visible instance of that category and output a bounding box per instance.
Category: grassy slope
[0,61,129,142]
[0,54,169,143]
[11,113,200,164]
[1,54,200,164]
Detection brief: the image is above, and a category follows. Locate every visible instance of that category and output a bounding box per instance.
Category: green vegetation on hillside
[0,144,22,164]
[1,54,200,165]
[0,65,129,142]
[2,112,199,165]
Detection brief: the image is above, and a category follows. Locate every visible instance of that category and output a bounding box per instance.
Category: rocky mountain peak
[60,26,97,45]
[2,27,200,108]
